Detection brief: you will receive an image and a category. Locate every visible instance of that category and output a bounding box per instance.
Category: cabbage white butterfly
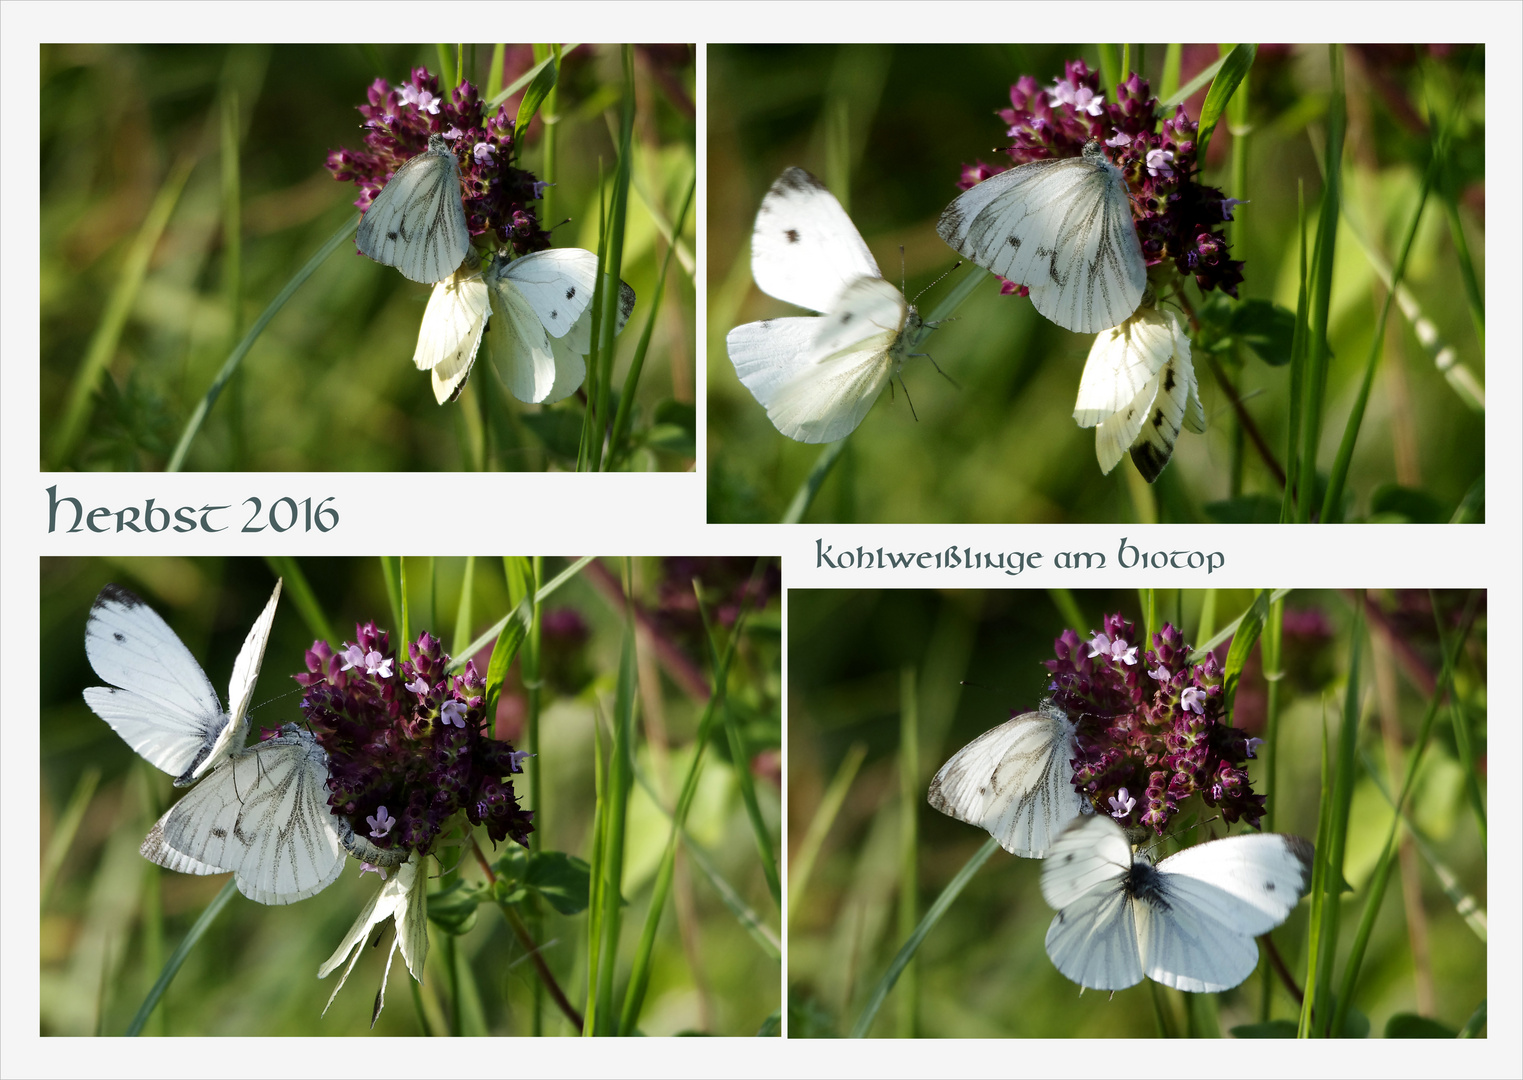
[139,724,352,905]
[937,142,1147,334]
[84,580,283,787]
[419,249,635,405]
[1042,814,1313,993]
[727,167,933,443]
[927,704,1083,858]
[356,133,472,285]
[1075,306,1203,480]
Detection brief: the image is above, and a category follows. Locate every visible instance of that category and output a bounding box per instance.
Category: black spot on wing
[566,286,576,300]
[1007,234,1021,251]
[113,632,125,642]
[387,230,399,241]
[1163,368,1177,392]
[785,228,801,243]
[839,312,853,324]
[212,827,227,839]
[549,309,559,321]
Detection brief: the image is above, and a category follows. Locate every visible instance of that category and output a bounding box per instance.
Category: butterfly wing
[727,276,907,443]
[1127,349,1193,483]
[356,135,471,285]
[1041,815,1145,989]
[938,145,1146,333]
[141,726,347,905]
[202,579,282,784]
[545,276,637,404]
[750,167,883,313]
[416,264,490,404]
[1074,306,1176,426]
[485,268,558,404]
[83,585,228,786]
[498,248,598,340]
[927,706,1082,857]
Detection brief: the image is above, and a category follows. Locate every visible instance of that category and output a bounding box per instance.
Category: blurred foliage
[708,44,1484,522]
[41,44,696,472]
[40,555,779,1035]
[787,588,1485,1036]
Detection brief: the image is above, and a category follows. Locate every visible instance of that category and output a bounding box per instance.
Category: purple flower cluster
[1044,613,1264,835]
[956,59,1245,301]
[326,66,550,256]
[295,621,534,858]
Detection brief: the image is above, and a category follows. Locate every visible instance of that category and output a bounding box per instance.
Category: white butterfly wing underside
[141,726,347,905]
[728,276,909,444]
[417,266,491,404]
[1074,307,1176,425]
[356,135,471,285]
[750,166,882,313]
[927,706,1082,857]
[213,579,282,774]
[1041,814,1144,988]
[937,144,1146,334]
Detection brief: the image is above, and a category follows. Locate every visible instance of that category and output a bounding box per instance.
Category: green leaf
[426,879,484,936]
[642,399,696,456]
[1222,590,1271,723]
[526,850,592,915]
[513,54,559,145]
[757,1009,781,1037]
[1196,44,1257,166]
[1229,298,1296,365]
[1385,1013,1460,1038]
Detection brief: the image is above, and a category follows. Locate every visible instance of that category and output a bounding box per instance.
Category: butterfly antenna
[911,259,964,306]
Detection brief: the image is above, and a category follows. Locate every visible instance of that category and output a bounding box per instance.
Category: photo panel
[40,44,696,473]
[708,45,1485,524]
[787,587,1486,1038]
[41,555,779,1036]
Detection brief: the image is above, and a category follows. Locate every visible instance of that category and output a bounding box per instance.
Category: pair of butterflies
[727,147,1197,478]
[83,582,398,905]
[928,706,1312,993]
[356,132,634,405]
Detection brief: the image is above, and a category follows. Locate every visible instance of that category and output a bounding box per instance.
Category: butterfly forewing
[499,248,599,340]
[1074,307,1176,425]
[356,134,471,285]
[206,579,283,782]
[83,585,225,782]
[751,167,882,313]
[927,706,1082,858]
[1044,882,1145,991]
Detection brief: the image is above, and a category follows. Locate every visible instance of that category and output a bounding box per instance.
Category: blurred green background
[41,556,780,1035]
[41,44,696,472]
[787,588,1486,1037]
[708,45,1484,523]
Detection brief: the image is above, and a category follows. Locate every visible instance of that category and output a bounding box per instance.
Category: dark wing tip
[775,166,828,194]
[93,583,143,611]
[1129,443,1169,483]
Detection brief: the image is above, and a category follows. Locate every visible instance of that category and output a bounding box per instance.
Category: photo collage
[8,14,1514,1076]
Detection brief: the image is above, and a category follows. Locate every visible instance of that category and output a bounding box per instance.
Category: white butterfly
[1042,814,1313,993]
[356,133,472,285]
[926,704,1084,858]
[418,249,635,405]
[139,724,353,905]
[727,167,933,443]
[1075,306,1204,480]
[84,580,283,787]
[937,141,1147,334]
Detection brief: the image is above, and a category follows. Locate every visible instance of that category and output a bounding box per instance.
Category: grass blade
[40,767,101,911]
[1280,183,1310,523]
[262,556,336,645]
[451,556,476,657]
[166,210,359,471]
[1221,589,1271,723]
[788,742,868,913]
[896,667,919,1038]
[1194,44,1256,167]
[451,556,594,668]
[1189,588,1291,661]
[52,154,196,468]
[513,50,558,145]
[594,589,638,1033]
[125,879,237,1035]
[848,836,999,1038]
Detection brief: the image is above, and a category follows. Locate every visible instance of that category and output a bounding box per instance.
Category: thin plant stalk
[896,666,919,1039]
[1280,183,1310,523]
[848,836,999,1038]
[593,581,638,1034]
[788,742,868,913]
[125,879,238,1035]
[53,153,196,468]
[1258,594,1284,1020]
[167,211,358,471]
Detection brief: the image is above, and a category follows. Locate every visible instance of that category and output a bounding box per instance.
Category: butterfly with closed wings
[927,703,1085,859]
[937,141,1148,335]
[83,581,372,904]
[728,167,941,443]
[356,133,472,285]
[1041,814,1313,993]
